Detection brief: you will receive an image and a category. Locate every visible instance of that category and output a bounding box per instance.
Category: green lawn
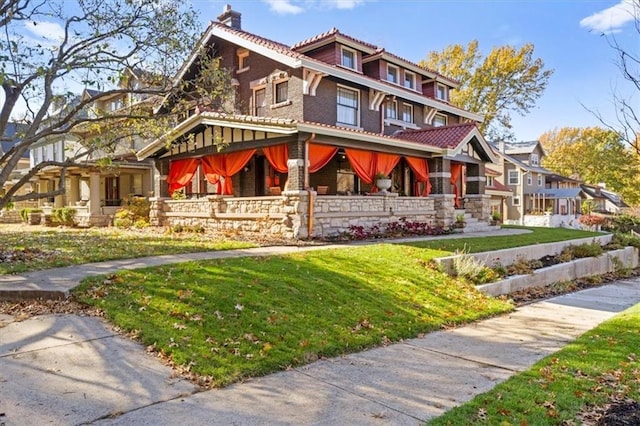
[74,244,514,387]
[403,226,604,253]
[0,225,255,274]
[428,303,640,425]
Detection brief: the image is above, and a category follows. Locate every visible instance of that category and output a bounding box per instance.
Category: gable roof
[504,140,546,156]
[580,184,629,208]
[1,122,29,158]
[392,123,498,162]
[170,17,482,122]
[495,149,551,175]
[291,27,458,86]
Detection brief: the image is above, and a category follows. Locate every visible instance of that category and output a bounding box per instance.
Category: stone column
[38,179,49,207]
[89,171,101,215]
[68,175,80,205]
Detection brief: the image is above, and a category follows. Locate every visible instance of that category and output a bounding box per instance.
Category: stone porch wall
[463,195,491,220]
[149,192,491,240]
[150,192,310,240]
[312,194,438,237]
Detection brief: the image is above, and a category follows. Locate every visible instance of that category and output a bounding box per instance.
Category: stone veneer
[148,190,481,240]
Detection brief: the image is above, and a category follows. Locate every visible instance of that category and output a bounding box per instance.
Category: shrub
[579,214,604,228]
[114,196,151,229]
[19,208,43,222]
[52,207,76,226]
[570,242,604,258]
[603,214,640,234]
[452,249,500,285]
[114,209,134,229]
[133,219,150,229]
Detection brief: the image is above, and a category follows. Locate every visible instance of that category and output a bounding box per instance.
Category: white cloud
[263,0,304,15]
[579,0,637,34]
[262,0,367,14]
[24,20,66,42]
[325,0,366,10]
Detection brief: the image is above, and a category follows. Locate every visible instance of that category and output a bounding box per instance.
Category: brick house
[137,5,499,239]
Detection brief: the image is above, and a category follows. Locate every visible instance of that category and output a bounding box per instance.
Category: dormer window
[530,153,539,166]
[341,47,356,70]
[237,49,249,73]
[404,71,415,90]
[387,64,399,84]
[436,83,448,101]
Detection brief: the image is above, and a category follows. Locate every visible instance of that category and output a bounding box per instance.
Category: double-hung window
[385,100,397,120]
[433,113,447,127]
[402,103,413,123]
[254,88,266,116]
[337,86,359,127]
[274,81,288,104]
[508,170,520,185]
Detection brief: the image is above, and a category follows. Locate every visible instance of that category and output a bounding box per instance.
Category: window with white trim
[508,170,519,185]
[486,176,494,186]
[527,174,532,185]
[404,71,415,90]
[387,64,399,84]
[341,47,356,70]
[274,80,288,104]
[385,100,397,120]
[253,87,266,116]
[512,196,521,206]
[336,86,359,127]
[436,83,448,101]
[237,49,249,73]
[537,174,543,187]
[530,153,539,166]
[401,103,413,123]
[432,113,447,127]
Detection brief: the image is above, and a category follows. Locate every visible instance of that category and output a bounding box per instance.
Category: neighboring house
[484,166,512,219]
[29,69,155,226]
[493,140,585,227]
[581,183,629,215]
[0,122,36,214]
[136,6,498,239]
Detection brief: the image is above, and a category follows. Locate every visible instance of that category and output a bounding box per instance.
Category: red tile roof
[392,123,479,149]
[209,22,304,60]
[292,27,378,51]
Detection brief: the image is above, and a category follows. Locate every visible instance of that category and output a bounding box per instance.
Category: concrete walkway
[2,228,639,424]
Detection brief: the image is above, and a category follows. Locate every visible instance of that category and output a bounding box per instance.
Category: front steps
[455,210,498,233]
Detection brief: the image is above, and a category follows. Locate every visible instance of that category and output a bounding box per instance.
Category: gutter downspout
[305,133,315,239]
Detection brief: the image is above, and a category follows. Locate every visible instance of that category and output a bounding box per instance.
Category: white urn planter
[375,178,392,193]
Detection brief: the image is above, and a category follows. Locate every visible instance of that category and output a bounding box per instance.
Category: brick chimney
[218,4,241,30]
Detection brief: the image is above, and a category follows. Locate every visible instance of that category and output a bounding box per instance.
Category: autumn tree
[422,40,553,142]
[0,0,234,210]
[540,127,640,205]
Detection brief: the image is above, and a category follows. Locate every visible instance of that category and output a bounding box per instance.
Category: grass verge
[403,226,604,253]
[428,303,640,425]
[73,244,513,387]
[0,225,255,274]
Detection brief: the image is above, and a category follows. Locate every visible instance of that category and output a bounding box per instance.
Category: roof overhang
[136,113,298,160]
[443,126,499,164]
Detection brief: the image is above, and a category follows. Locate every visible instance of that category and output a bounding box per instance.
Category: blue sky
[195,0,638,142]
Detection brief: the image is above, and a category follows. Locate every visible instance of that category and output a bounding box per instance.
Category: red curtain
[309,144,338,173]
[450,162,463,208]
[167,158,200,194]
[263,144,288,173]
[376,152,400,176]
[406,156,432,196]
[201,149,256,195]
[344,148,376,184]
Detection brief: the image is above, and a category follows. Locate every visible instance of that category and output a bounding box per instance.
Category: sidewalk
[1,278,639,425]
